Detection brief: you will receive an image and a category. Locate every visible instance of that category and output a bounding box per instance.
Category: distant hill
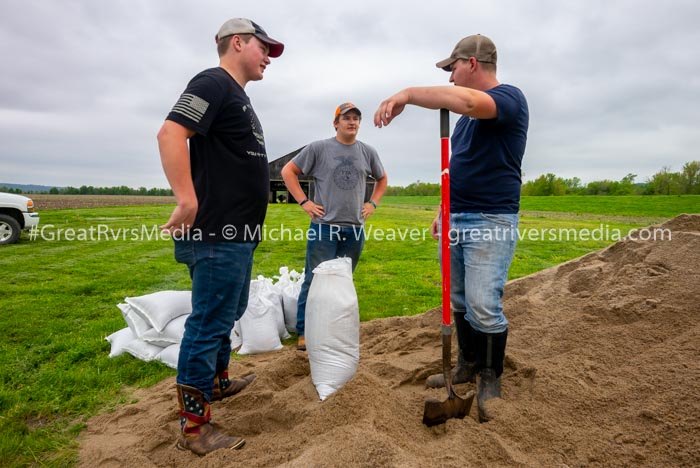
[0,183,60,193]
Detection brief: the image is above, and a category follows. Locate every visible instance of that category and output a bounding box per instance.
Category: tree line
[522,161,699,195]
[385,161,700,196]
[0,185,173,196]
[4,161,698,197]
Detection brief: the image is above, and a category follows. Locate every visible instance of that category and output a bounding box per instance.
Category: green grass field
[386,194,700,217]
[0,195,697,466]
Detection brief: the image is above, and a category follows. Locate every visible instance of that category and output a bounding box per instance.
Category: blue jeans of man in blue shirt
[448,212,518,335]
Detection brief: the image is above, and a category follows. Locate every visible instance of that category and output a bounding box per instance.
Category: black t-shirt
[166,67,269,241]
[450,84,529,213]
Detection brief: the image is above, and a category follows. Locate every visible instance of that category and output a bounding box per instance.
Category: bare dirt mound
[79,214,700,467]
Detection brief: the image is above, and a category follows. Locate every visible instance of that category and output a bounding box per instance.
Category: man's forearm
[405,86,496,119]
[370,175,388,204]
[158,136,197,207]
[281,166,308,203]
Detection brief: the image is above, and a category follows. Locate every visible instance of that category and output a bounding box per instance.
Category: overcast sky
[1,0,698,188]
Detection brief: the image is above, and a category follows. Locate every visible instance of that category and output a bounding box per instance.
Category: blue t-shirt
[450,84,529,213]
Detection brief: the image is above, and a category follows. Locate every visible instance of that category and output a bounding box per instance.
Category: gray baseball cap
[435,34,497,71]
[215,18,284,58]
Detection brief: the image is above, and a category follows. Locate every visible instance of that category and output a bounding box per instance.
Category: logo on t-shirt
[332,156,360,190]
[242,104,266,158]
[171,93,210,124]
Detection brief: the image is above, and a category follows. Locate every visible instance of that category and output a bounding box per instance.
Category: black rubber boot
[475,329,508,423]
[425,311,477,388]
[454,309,476,363]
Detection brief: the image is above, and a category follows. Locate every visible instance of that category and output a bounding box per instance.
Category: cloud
[1,0,698,187]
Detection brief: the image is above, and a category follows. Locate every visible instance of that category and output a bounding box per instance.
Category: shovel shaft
[422,109,474,428]
[440,109,450,328]
[440,109,455,397]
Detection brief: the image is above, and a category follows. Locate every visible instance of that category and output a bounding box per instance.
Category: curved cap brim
[255,34,284,58]
[435,56,457,71]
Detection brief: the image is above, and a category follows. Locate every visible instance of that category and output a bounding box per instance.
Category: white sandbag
[273,266,289,287]
[255,275,290,340]
[230,320,242,350]
[141,314,188,347]
[274,267,293,332]
[106,327,136,358]
[282,287,299,333]
[238,288,283,355]
[118,303,152,338]
[306,257,360,401]
[273,266,301,286]
[122,338,165,362]
[126,290,191,332]
[156,343,180,369]
[279,270,302,334]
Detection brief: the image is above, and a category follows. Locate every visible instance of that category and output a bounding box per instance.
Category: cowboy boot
[211,371,257,402]
[176,384,245,455]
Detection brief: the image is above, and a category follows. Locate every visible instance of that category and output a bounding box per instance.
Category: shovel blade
[422,390,475,427]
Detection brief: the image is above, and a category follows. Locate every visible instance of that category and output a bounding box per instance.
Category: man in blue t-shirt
[157,18,283,454]
[374,34,529,423]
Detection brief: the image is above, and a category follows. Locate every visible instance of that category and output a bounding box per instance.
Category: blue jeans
[296,222,365,335]
[174,240,257,401]
[447,213,518,334]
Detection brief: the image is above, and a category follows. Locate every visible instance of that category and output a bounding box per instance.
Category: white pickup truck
[0,192,40,245]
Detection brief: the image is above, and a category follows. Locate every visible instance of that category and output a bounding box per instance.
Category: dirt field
[79,215,699,467]
[30,195,174,210]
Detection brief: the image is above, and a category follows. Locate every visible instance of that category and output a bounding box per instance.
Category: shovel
[422,109,475,427]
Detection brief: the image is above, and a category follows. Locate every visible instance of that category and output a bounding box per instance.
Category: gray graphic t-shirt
[292,138,384,225]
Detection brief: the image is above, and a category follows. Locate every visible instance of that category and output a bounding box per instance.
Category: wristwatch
[368,200,377,209]
[299,198,310,206]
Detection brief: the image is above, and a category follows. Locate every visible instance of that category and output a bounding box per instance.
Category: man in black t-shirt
[374,34,528,423]
[157,18,283,455]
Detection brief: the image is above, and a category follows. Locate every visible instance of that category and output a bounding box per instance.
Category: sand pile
[79,215,700,467]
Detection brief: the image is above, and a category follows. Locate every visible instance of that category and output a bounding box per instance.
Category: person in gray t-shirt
[281,102,388,350]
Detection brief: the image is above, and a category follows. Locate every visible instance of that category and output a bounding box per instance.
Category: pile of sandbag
[106,267,305,369]
[106,291,191,369]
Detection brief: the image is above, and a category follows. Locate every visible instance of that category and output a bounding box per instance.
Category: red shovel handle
[440,109,450,328]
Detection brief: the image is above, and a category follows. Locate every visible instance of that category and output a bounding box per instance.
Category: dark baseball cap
[215,18,284,58]
[436,34,497,71]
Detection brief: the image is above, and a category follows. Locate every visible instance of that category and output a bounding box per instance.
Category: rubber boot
[425,311,477,388]
[211,371,256,402]
[176,384,245,455]
[475,329,508,423]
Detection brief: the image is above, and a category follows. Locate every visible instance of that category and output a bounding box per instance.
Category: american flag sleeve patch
[170,93,210,123]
